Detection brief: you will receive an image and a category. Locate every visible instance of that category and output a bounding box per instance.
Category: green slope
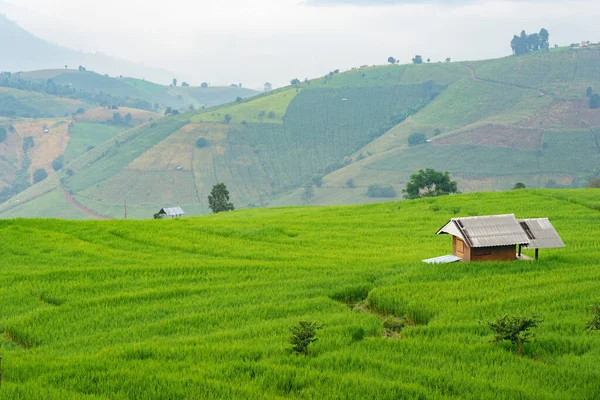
[0,87,90,118]
[3,48,600,219]
[9,70,259,112]
[0,190,599,398]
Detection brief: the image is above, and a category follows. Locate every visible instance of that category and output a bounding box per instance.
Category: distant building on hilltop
[423,214,565,264]
[154,207,185,219]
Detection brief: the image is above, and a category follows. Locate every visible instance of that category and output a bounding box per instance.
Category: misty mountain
[0,14,177,84]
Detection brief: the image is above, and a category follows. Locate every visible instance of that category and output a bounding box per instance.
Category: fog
[2,0,599,88]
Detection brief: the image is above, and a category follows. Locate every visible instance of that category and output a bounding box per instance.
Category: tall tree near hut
[208,183,235,213]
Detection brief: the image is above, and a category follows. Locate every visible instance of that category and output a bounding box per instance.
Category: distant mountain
[0,14,177,84]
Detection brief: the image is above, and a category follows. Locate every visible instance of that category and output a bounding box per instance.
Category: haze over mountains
[0,14,178,85]
[2,0,600,88]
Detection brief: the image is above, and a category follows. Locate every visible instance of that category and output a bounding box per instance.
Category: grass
[0,190,599,399]
[191,89,301,124]
[63,123,123,164]
[0,87,89,118]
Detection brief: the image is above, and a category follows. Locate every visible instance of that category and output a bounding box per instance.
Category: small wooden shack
[154,207,185,219]
[423,214,564,264]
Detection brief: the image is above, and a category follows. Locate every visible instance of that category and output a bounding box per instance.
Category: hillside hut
[155,207,185,219]
[423,214,564,264]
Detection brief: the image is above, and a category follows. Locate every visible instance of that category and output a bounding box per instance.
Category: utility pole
[124,199,127,219]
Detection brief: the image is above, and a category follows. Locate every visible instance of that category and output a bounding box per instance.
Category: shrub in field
[512,182,527,190]
[289,321,323,355]
[383,317,405,336]
[208,183,235,213]
[346,178,356,188]
[586,304,600,331]
[195,138,208,148]
[590,94,600,109]
[487,314,542,355]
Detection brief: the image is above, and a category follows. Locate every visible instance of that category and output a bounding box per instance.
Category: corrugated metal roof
[423,255,462,264]
[160,207,185,216]
[438,214,529,248]
[519,218,565,249]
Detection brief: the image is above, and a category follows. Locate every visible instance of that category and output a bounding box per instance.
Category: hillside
[0,13,176,85]
[0,190,599,398]
[2,48,600,219]
[3,69,259,113]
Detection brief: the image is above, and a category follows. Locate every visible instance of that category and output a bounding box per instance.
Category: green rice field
[1,189,599,399]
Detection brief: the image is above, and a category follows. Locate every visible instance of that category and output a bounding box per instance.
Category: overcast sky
[2,0,599,88]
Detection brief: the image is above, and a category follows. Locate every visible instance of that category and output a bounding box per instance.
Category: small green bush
[487,314,542,355]
[289,321,323,355]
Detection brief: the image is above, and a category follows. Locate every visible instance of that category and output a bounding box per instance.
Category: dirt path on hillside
[64,189,110,220]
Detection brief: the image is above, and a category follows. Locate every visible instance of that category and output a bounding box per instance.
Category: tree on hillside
[264,82,273,92]
[208,183,235,213]
[291,78,301,85]
[590,94,600,109]
[586,87,593,97]
[427,58,431,63]
[446,58,451,63]
[301,183,314,204]
[540,28,550,49]
[201,82,209,88]
[52,156,63,172]
[588,178,600,188]
[403,168,458,199]
[412,55,423,64]
[164,107,173,115]
[172,78,178,87]
[387,56,396,64]
[512,182,527,190]
[182,82,190,87]
[511,28,550,55]
[367,184,396,198]
[33,168,48,183]
[408,132,427,146]
[78,65,86,71]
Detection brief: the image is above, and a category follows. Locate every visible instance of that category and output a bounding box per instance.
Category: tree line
[511,28,550,55]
